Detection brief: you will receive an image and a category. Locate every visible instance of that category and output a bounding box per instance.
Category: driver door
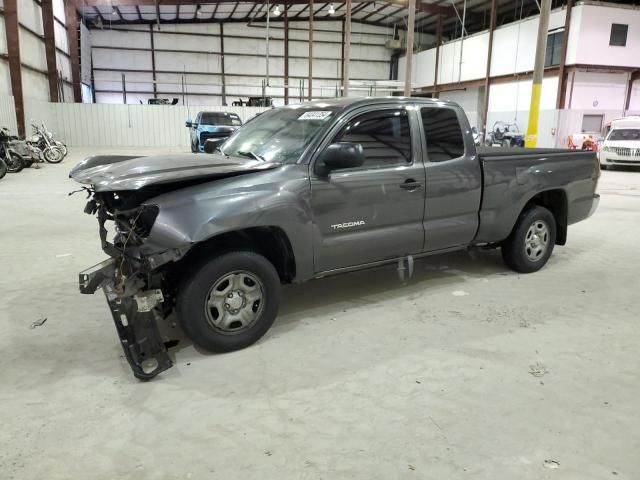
[310,108,426,273]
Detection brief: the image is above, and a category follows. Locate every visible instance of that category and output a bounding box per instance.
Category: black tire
[0,159,7,179]
[600,164,608,170]
[502,205,556,273]
[176,251,281,353]
[6,152,24,173]
[190,139,197,153]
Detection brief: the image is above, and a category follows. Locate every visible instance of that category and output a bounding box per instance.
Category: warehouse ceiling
[79,0,568,38]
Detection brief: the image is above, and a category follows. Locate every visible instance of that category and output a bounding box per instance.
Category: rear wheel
[177,251,281,352]
[0,159,7,179]
[502,205,556,273]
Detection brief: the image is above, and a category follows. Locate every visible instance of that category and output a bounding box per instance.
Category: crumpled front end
[79,190,188,379]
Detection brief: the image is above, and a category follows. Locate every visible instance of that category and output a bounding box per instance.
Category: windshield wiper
[215,146,228,157]
[236,150,266,162]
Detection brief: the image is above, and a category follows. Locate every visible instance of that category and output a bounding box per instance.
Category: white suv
[600,117,640,170]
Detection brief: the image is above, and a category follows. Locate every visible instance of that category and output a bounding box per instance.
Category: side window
[335,110,411,168]
[420,107,465,162]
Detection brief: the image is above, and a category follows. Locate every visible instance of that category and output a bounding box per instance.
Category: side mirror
[185,119,192,128]
[316,142,365,175]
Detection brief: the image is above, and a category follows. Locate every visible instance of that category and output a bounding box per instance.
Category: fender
[141,164,316,281]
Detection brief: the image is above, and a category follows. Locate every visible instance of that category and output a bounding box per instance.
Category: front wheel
[54,141,68,157]
[177,251,281,353]
[43,147,63,164]
[502,205,556,273]
[6,152,24,173]
[0,159,7,179]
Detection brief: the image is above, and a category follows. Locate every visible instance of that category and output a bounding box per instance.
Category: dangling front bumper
[79,259,173,380]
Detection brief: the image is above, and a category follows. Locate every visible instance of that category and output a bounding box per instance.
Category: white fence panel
[21,100,269,147]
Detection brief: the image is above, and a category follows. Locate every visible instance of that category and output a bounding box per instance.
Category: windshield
[221,106,340,163]
[608,129,640,141]
[201,113,242,126]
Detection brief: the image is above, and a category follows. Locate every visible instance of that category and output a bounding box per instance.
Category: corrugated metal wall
[0,94,18,135]
[22,99,268,147]
[90,21,394,106]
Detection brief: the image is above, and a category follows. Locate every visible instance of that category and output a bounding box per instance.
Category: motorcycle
[41,122,68,157]
[25,123,65,164]
[471,126,483,146]
[0,127,25,173]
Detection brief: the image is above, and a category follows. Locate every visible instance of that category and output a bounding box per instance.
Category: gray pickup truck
[70,97,600,379]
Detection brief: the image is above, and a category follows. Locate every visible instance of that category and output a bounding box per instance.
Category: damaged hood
[69,153,279,191]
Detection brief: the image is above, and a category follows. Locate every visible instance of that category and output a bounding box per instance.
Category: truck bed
[474,146,598,245]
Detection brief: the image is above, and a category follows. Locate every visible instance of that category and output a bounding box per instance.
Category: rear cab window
[420,107,465,162]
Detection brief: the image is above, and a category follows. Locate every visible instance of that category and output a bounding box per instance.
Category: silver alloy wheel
[205,270,265,334]
[43,147,62,163]
[524,220,550,261]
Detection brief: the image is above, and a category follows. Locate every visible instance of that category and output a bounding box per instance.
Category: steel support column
[433,14,442,97]
[284,5,290,104]
[220,23,227,105]
[149,24,157,98]
[481,0,496,133]
[42,0,59,102]
[524,0,551,148]
[65,0,83,102]
[4,0,25,136]
[308,0,314,100]
[403,0,416,96]
[624,71,640,112]
[342,0,352,97]
[555,0,573,109]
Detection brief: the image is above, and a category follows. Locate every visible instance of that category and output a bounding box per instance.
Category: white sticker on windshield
[298,111,333,121]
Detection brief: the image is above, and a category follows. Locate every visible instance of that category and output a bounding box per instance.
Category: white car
[599,117,640,170]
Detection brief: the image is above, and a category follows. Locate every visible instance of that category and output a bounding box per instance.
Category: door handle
[400,179,423,191]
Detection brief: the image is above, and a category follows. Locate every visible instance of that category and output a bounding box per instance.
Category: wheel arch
[179,226,297,284]
[522,189,568,245]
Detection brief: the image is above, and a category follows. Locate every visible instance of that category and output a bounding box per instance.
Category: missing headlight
[114,205,159,246]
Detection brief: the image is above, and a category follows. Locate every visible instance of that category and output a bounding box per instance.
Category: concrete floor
[1,148,639,480]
